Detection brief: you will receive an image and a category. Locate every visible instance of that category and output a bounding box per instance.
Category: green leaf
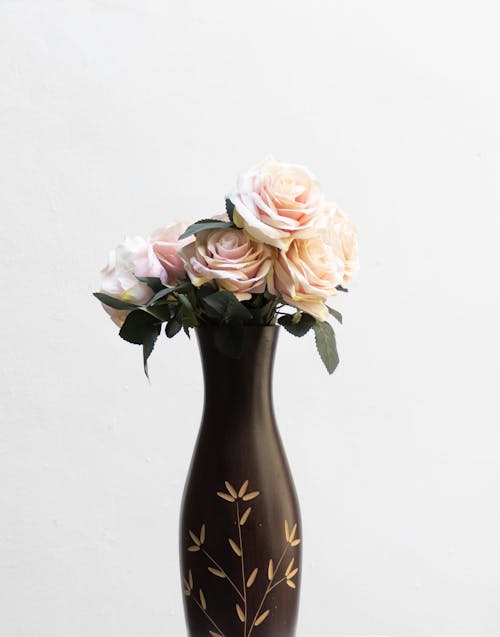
[278,312,315,336]
[142,329,160,379]
[93,292,139,310]
[214,325,244,359]
[259,298,279,324]
[312,321,339,374]
[225,198,235,223]
[327,306,343,324]
[178,219,232,240]
[165,317,182,338]
[177,293,198,328]
[134,276,165,293]
[194,284,216,303]
[147,286,178,306]
[202,290,252,323]
[119,309,161,344]
[336,285,349,293]
[118,310,161,377]
[145,303,171,321]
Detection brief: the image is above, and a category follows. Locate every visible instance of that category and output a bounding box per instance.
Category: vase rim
[194,324,279,330]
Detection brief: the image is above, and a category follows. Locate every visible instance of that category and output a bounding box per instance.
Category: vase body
[180,326,302,637]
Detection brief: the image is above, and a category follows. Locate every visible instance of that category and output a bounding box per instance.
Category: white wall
[1,1,499,636]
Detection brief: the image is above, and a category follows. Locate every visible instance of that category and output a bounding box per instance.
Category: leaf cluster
[278,309,340,374]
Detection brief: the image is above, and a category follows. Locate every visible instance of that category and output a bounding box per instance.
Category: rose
[180,227,273,300]
[323,205,359,285]
[228,157,325,249]
[99,236,167,327]
[150,221,193,284]
[268,236,345,321]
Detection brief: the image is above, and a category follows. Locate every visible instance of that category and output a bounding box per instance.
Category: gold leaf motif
[246,567,258,588]
[186,484,301,634]
[189,530,201,546]
[268,559,274,581]
[225,481,238,498]
[217,491,235,502]
[229,538,242,556]
[199,588,207,610]
[242,491,260,501]
[208,567,225,578]
[255,609,270,626]
[238,480,249,498]
[236,603,245,622]
[239,507,251,526]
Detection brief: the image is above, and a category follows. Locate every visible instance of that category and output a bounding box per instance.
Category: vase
[180,326,302,637]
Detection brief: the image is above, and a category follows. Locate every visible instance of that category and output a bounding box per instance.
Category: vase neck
[196,326,278,427]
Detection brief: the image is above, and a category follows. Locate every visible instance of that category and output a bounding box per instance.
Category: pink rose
[180,227,273,300]
[268,237,344,321]
[150,221,193,284]
[99,236,167,327]
[323,205,359,285]
[229,157,325,249]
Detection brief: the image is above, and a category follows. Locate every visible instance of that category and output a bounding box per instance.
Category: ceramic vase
[180,326,302,637]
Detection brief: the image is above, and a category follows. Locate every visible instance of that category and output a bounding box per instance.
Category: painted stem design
[269,576,288,591]
[247,543,289,637]
[185,483,299,636]
[202,548,245,602]
[193,596,226,637]
[236,500,248,636]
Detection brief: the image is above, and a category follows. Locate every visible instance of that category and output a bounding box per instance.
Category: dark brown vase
[180,326,302,637]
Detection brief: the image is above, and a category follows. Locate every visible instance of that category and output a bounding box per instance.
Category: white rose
[323,205,359,285]
[99,236,167,327]
[268,236,344,321]
[180,227,272,300]
[229,157,325,249]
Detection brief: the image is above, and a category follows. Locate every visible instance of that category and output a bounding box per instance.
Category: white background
[1,1,499,636]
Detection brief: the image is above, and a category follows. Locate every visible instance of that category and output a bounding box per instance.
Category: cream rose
[99,236,167,327]
[228,157,325,249]
[180,227,272,300]
[150,221,192,284]
[269,237,345,321]
[323,205,359,285]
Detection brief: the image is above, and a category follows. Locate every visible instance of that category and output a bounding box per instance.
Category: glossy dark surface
[180,326,302,637]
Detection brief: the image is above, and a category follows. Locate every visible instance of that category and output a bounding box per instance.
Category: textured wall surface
[1,2,499,636]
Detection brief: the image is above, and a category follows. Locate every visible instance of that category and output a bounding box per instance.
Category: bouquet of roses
[94,158,359,376]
